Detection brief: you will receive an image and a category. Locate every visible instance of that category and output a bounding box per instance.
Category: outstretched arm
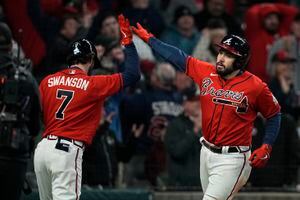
[118,15,140,88]
[148,37,188,72]
[122,44,140,87]
[132,23,188,72]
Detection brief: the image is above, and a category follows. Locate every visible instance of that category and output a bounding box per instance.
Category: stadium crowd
[0,0,300,193]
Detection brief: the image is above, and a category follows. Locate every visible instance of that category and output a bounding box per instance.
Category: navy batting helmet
[66,38,101,68]
[216,34,250,70]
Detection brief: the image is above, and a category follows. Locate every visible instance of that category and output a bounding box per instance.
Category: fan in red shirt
[245,3,298,82]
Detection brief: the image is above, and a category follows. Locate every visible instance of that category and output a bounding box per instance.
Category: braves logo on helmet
[73,42,80,55]
[67,39,101,69]
[223,38,232,45]
[216,34,250,69]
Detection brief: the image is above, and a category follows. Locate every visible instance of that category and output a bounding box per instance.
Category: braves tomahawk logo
[201,78,249,113]
[213,96,249,113]
[223,38,232,45]
[73,42,80,54]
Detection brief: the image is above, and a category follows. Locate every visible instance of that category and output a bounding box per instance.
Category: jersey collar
[61,66,87,75]
[217,70,251,85]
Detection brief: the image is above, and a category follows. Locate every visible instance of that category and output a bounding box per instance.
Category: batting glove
[118,14,132,46]
[131,23,154,43]
[249,144,272,168]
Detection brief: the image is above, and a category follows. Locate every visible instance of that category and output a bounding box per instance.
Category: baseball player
[132,23,281,199]
[34,15,140,200]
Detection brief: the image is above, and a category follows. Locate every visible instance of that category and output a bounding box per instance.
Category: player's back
[39,68,121,144]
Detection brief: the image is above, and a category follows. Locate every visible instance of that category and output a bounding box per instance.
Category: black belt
[46,135,85,149]
[202,139,239,154]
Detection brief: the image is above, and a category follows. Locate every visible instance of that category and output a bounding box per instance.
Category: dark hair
[98,10,117,29]
[173,5,193,23]
[58,14,79,30]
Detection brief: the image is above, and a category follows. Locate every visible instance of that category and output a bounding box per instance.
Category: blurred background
[0,0,300,199]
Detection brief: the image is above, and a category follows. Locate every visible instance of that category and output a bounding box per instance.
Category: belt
[46,135,85,149]
[201,138,249,154]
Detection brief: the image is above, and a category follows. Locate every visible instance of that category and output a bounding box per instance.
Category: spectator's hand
[118,14,132,46]
[249,144,272,168]
[131,123,144,138]
[105,112,116,124]
[131,23,154,43]
[201,28,211,38]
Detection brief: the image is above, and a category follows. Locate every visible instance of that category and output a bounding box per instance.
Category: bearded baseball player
[132,23,281,199]
[34,15,140,200]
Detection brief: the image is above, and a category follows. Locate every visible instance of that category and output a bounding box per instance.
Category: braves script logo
[201,78,249,113]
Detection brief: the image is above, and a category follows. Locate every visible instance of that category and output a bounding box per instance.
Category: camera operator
[0,22,41,200]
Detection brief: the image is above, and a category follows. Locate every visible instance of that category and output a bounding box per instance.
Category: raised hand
[131,23,154,43]
[131,123,144,138]
[118,14,132,46]
[249,144,272,168]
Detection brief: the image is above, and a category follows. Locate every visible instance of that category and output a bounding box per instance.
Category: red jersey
[39,68,122,144]
[186,56,280,146]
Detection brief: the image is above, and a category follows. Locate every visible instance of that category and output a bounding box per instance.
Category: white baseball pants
[34,137,84,200]
[200,142,251,200]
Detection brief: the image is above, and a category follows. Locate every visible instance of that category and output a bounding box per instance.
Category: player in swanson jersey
[34,15,140,200]
[131,23,281,199]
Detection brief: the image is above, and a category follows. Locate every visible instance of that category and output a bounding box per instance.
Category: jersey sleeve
[90,73,123,99]
[185,56,214,84]
[255,83,281,119]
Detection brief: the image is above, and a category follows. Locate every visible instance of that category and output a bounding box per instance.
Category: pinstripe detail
[208,104,217,141]
[211,78,224,143]
[212,104,225,143]
[226,154,246,200]
[75,148,80,200]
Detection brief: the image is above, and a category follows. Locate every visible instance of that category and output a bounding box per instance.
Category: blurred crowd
[0,0,300,192]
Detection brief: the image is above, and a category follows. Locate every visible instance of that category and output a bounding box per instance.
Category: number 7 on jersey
[55,89,74,120]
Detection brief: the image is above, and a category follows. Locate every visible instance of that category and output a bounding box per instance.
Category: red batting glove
[249,144,272,168]
[131,23,154,43]
[118,14,132,46]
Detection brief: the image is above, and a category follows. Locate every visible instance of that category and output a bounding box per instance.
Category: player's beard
[216,62,236,77]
